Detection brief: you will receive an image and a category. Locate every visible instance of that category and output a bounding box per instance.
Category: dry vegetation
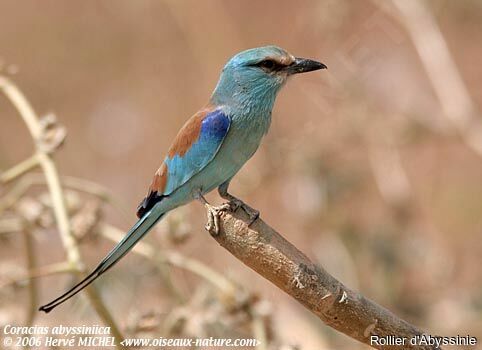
[1,1,481,349]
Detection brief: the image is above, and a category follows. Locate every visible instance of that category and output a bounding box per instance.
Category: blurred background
[1,1,481,349]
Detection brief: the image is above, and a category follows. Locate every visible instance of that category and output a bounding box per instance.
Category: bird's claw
[204,203,231,235]
[203,198,259,235]
[226,198,260,227]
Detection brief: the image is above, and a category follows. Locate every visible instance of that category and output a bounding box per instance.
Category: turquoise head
[211,46,326,112]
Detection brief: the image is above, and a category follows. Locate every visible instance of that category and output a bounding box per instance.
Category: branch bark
[210,207,440,350]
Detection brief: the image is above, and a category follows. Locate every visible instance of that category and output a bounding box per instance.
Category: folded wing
[137,107,231,217]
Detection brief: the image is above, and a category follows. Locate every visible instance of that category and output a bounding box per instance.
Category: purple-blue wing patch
[137,108,230,217]
[163,109,230,195]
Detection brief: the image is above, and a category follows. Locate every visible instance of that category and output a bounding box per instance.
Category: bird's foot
[204,202,231,235]
[225,197,260,227]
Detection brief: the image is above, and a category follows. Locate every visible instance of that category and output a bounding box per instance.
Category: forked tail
[39,209,164,313]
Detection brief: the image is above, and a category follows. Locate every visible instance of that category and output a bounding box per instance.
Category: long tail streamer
[39,210,163,313]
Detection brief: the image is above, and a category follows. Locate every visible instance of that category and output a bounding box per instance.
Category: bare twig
[0,176,32,214]
[0,154,40,183]
[251,312,268,350]
[208,208,441,350]
[57,175,130,216]
[0,217,24,234]
[0,173,129,217]
[23,228,38,326]
[99,223,237,297]
[0,261,76,290]
[99,224,188,303]
[385,0,482,156]
[0,75,124,345]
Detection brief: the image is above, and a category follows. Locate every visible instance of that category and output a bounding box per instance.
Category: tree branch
[209,208,440,350]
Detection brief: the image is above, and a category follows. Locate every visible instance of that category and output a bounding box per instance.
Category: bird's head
[211,46,326,109]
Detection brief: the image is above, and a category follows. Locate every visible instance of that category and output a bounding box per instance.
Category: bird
[39,45,326,313]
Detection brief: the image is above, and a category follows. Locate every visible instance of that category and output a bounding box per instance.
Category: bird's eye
[258,60,277,71]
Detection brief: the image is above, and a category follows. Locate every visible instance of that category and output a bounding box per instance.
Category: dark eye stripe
[256,59,284,72]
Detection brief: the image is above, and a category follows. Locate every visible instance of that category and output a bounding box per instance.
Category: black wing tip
[136,204,147,218]
[136,205,146,219]
[136,191,165,218]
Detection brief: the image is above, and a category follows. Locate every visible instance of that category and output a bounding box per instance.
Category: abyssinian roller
[39,46,326,313]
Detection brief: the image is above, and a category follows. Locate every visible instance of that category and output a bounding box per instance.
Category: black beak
[286,57,327,74]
